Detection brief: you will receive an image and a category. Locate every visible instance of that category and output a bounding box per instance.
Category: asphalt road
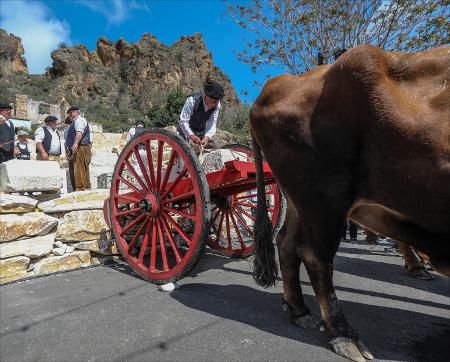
[1,241,449,362]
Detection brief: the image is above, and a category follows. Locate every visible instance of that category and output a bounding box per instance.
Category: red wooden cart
[104,129,285,284]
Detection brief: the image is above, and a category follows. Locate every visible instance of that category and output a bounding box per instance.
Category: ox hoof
[293,315,317,329]
[330,337,373,362]
[407,266,433,280]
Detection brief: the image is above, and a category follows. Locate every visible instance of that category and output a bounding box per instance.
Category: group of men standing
[1,79,225,192]
[0,103,92,192]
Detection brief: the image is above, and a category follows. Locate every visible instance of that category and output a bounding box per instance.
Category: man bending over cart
[177,80,224,150]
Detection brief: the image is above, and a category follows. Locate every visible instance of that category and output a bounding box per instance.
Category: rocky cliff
[0,29,241,131]
[0,29,28,74]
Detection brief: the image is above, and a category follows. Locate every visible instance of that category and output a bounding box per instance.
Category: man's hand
[190,134,201,145]
[41,151,49,160]
[200,136,209,146]
[71,143,79,154]
[14,147,20,156]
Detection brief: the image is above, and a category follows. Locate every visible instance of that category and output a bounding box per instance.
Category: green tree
[220,104,252,145]
[227,0,449,76]
[148,90,186,128]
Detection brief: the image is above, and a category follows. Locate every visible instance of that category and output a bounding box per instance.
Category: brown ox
[250,45,449,362]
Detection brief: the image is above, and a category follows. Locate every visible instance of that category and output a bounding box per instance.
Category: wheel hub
[139,193,161,216]
[217,196,232,210]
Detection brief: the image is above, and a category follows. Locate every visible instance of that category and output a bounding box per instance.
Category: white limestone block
[0,212,59,242]
[97,173,113,189]
[201,149,237,174]
[38,189,110,213]
[33,250,91,276]
[72,239,118,255]
[0,256,30,283]
[0,233,55,259]
[0,193,38,213]
[56,210,110,242]
[0,159,63,193]
[53,245,67,256]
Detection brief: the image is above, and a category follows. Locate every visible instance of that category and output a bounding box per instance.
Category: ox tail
[252,132,278,288]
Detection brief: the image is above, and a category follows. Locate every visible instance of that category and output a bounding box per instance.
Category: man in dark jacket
[0,103,19,164]
[178,80,224,148]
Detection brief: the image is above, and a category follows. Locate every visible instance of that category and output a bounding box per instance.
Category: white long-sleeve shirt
[179,94,221,139]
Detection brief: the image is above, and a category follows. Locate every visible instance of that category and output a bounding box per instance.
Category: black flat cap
[204,81,224,100]
[44,115,58,123]
[0,103,13,109]
[66,106,80,113]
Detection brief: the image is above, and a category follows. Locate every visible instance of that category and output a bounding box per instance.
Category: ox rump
[0,159,63,193]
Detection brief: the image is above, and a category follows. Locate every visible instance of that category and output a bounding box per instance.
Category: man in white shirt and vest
[65,106,92,191]
[35,115,62,162]
[0,103,19,163]
[178,80,224,149]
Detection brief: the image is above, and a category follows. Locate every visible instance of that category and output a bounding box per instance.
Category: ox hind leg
[396,241,433,280]
[297,205,374,362]
[277,204,316,329]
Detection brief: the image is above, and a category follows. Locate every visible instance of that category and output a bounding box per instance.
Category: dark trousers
[0,151,14,164]
[342,219,358,240]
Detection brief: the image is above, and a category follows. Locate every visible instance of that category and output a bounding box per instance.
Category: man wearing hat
[65,106,92,191]
[0,103,19,163]
[178,80,224,148]
[15,130,31,160]
[35,115,62,161]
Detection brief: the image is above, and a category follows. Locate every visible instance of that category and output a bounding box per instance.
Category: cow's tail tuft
[252,132,278,288]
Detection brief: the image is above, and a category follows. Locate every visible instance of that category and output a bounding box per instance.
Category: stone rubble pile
[0,190,118,284]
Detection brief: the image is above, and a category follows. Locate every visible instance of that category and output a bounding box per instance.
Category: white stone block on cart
[0,159,63,193]
[200,149,238,174]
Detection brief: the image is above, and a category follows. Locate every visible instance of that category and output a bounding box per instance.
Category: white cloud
[79,0,150,26]
[0,0,70,74]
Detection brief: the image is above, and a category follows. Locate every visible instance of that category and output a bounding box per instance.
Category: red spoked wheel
[207,144,286,258]
[109,129,210,283]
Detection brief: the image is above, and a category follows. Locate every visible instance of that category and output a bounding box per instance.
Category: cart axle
[139,193,161,216]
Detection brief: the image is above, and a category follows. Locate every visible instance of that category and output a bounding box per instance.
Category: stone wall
[14,94,64,124]
[0,190,118,284]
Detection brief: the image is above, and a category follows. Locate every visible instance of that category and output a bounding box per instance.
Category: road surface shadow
[169,283,450,362]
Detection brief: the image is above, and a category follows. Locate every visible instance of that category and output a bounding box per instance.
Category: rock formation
[0,29,28,74]
[46,32,240,111]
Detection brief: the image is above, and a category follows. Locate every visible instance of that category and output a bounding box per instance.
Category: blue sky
[0,0,284,103]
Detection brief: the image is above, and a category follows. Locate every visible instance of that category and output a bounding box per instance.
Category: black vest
[188,93,217,138]
[65,118,91,150]
[134,127,145,138]
[0,121,15,152]
[36,126,61,155]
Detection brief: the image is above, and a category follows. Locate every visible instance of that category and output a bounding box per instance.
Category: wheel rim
[110,130,209,282]
[207,144,281,256]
